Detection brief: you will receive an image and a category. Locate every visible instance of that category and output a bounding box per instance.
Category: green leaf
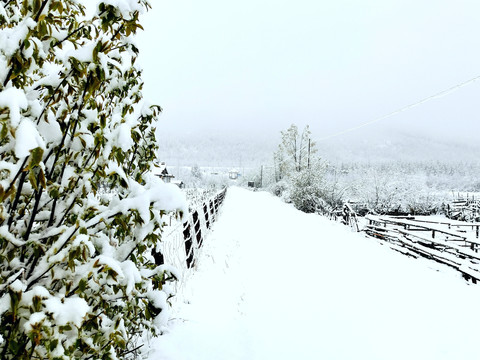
[28,147,44,169]
[39,168,46,189]
[8,339,20,354]
[0,123,7,141]
[28,170,38,191]
[33,0,41,14]
[59,324,72,332]
[32,296,42,312]
[49,339,59,352]
[49,186,59,199]
[78,278,87,293]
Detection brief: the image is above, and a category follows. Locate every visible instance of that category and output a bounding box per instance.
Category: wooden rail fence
[319,202,360,232]
[446,196,480,222]
[155,188,227,271]
[320,201,480,284]
[364,215,480,283]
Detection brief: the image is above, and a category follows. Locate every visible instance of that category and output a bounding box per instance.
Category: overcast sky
[136,0,480,143]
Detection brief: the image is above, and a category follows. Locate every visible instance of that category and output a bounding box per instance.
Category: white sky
[136,0,480,142]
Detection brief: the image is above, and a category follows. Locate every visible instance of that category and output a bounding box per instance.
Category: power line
[319,74,480,141]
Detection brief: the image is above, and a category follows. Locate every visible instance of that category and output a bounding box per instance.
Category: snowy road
[148,187,480,360]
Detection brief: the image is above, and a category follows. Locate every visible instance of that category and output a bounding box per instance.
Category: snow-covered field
[147,187,480,360]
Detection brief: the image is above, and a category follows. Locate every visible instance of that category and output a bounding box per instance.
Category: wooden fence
[320,201,480,284]
[364,215,480,283]
[446,196,480,222]
[182,188,227,268]
[155,187,227,274]
[319,202,360,232]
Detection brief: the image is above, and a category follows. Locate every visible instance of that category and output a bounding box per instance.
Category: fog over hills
[139,0,480,171]
[317,128,480,164]
[156,131,276,168]
[157,126,480,169]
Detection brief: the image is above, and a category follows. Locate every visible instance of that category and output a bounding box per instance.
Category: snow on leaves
[0,1,185,359]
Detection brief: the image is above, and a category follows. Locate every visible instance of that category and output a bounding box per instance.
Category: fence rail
[364,215,480,283]
[446,197,480,222]
[321,201,480,284]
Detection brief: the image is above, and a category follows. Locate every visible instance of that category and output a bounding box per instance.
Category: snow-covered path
[149,187,480,360]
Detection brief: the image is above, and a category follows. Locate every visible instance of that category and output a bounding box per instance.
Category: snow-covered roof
[152,161,173,177]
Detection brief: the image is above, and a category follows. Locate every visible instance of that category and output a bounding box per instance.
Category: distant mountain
[317,128,480,164]
[156,132,276,168]
[156,127,480,168]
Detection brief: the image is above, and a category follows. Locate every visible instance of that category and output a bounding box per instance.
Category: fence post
[152,248,164,266]
[203,202,210,229]
[192,210,203,248]
[183,220,195,268]
[209,199,215,221]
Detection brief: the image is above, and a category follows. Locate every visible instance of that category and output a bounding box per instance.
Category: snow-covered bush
[271,124,327,213]
[269,179,289,198]
[0,1,185,359]
[289,164,326,213]
[338,164,447,215]
[184,187,219,209]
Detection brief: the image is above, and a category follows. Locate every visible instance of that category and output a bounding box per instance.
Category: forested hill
[157,129,480,168]
[317,130,480,164]
[157,132,276,167]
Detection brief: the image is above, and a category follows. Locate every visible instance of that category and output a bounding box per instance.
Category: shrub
[0,1,185,359]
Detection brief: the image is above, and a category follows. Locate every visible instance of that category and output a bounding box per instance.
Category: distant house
[229,169,240,180]
[153,161,175,183]
[172,180,185,189]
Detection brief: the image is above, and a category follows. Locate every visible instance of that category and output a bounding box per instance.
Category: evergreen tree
[0,1,184,359]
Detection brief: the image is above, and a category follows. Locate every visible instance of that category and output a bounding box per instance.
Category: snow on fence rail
[154,188,227,292]
[319,202,480,284]
[364,215,480,283]
[446,196,480,222]
[318,202,360,232]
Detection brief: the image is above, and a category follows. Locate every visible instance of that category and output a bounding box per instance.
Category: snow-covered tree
[272,124,326,213]
[0,1,185,359]
[274,124,316,180]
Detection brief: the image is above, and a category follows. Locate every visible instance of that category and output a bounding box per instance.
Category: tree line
[269,124,479,216]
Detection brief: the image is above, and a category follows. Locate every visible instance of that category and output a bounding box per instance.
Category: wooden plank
[459,264,480,282]
[397,230,480,262]
[363,219,480,283]
[413,219,480,228]
[367,214,480,229]
[397,235,462,268]
[366,217,480,255]
[374,216,467,240]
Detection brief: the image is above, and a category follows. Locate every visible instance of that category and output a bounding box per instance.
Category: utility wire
[319,74,480,141]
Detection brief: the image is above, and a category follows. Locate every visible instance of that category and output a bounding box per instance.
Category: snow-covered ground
[147,187,480,360]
